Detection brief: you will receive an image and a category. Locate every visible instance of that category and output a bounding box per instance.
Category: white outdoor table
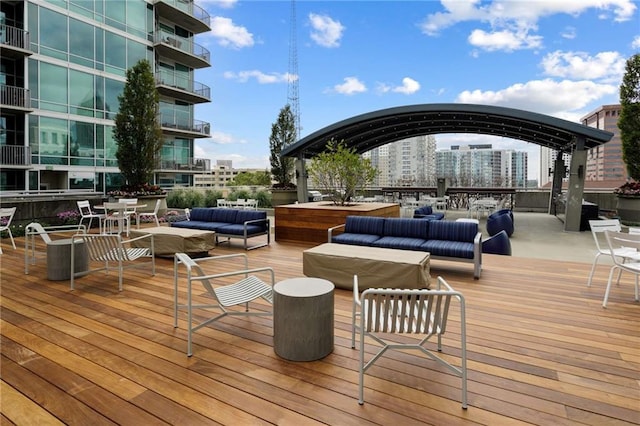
[273,277,334,361]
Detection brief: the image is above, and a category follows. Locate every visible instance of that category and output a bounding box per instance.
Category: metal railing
[158,157,211,172]
[160,113,210,136]
[154,29,210,64]
[0,85,30,109]
[0,145,31,166]
[155,70,210,100]
[1,24,30,50]
[154,0,210,28]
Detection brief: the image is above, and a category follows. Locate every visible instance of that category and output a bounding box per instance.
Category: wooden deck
[1,230,639,425]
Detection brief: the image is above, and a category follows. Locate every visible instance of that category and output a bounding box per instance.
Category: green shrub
[203,189,223,207]
[255,190,272,208]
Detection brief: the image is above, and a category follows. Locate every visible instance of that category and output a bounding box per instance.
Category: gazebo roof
[281,103,614,158]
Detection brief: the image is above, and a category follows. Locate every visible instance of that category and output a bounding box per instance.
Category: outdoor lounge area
[1,217,639,425]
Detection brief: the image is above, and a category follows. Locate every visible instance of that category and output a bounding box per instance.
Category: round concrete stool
[47,238,89,281]
[273,277,334,361]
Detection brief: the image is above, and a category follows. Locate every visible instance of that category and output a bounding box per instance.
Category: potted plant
[616,53,640,224]
[269,104,298,206]
[307,139,378,206]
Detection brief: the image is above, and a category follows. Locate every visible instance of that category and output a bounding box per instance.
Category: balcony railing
[0,85,31,109]
[1,145,32,166]
[1,24,30,51]
[160,113,210,137]
[154,29,210,66]
[158,157,211,172]
[154,0,211,30]
[155,70,211,103]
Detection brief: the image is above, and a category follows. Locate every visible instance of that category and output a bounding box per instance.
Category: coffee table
[129,226,215,256]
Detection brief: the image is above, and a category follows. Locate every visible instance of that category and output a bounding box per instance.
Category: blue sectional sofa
[170,207,270,250]
[328,216,482,278]
[413,205,445,220]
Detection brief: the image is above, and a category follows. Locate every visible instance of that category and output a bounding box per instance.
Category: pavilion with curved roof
[281,103,614,232]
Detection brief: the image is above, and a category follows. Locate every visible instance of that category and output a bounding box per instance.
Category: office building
[1,0,211,193]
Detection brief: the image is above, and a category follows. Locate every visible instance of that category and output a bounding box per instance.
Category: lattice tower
[287,0,301,138]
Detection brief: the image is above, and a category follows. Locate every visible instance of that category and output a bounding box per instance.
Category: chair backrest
[146,198,161,214]
[175,252,217,295]
[25,222,52,244]
[629,227,640,235]
[0,207,16,227]
[604,230,640,267]
[77,234,129,261]
[354,275,459,335]
[77,200,92,216]
[119,198,138,204]
[589,219,621,251]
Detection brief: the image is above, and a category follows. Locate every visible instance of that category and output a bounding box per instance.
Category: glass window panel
[39,62,68,112]
[28,3,38,51]
[69,69,94,116]
[105,31,126,71]
[40,8,68,56]
[28,58,38,106]
[105,125,117,160]
[105,0,125,31]
[69,171,95,189]
[95,75,104,112]
[70,120,94,160]
[69,17,94,67]
[70,0,94,19]
[127,39,146,69]
[104,77,123,119]
[39,116,68,157]
[95,27,104,70]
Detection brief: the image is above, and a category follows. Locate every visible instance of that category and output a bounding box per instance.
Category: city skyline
[193,0,639,181]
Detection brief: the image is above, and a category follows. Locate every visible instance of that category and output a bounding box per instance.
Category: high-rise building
[385,135,436,186]
[436,144,528,188]
[1,0,212,193]
[582,104,627,183]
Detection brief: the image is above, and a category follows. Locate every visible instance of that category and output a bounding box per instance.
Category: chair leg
[7,229,16,249]
[603,266,618,308]
[587,253,601,287]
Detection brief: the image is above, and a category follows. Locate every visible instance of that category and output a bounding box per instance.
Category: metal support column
[564,136,587,232]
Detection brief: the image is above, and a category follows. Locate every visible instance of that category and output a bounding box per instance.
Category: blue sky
[193,0,639,181]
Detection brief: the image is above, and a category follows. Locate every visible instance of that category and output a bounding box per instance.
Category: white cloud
[209,16,254,49]
[468,28,543,51]
[223,70,295,84]
[456,78,617,116]
[541,50,626,81]
[561,26,577,39]
[208,131,244,145]
[420,1,636,52]
[308,13,345,48]
[393,77,421,94]
[632,36,640,49]
[330,77,367,95]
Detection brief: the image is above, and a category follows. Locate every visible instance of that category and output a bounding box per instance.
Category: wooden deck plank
[1,233,639,425]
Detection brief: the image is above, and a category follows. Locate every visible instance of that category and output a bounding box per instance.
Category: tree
[113,59,163,192]
[619,53,640,181]
[269,104,296,189]
[307,139,378,206]
[228,170,272,186]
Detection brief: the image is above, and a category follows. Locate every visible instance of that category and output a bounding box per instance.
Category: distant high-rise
[582,104,627,182]
[1,0,212,192]
[364,135,436,187]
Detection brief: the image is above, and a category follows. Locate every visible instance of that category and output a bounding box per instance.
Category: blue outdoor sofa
[328,215,482,278]
[170,207,270,250]
[413,205,445,220]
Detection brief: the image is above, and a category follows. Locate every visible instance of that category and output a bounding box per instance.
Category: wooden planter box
[275,201,400,244]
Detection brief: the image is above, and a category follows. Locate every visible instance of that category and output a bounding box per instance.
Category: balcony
[153,0,211,34]
[155,71,210,104]
[158,157,211,172]
[160,113,210,139]
[1,145,31,167]
[154,30,210,69]
[1,24,32,58]
[0,85,32,112]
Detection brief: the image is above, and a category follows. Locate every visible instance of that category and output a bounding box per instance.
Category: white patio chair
[103,202,133,236]
[24,222,86,274]
[602,230,640,308]
[137,199,161,228]
[587,219,636,287]
[351,275,467,408]
[173,252,274,356]
[119,198,139,228]
[0,207,17,250]
[217,199,228,208]
[77,200,104,233]
[70,233,155,291]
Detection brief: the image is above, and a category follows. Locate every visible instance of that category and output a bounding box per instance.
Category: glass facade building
[1,0,211,193]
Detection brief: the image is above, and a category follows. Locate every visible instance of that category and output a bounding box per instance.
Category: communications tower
[287,0,301,138]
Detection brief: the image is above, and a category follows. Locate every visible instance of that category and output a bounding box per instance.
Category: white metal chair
[0,207,17,250]
[77,200,104,233]
[173,252,274,356]
[102,202,133,236]
[70,233,155,291]
[137,199,161,228]
[24,222,86,274]
[587,219,636,287]
[217,199,228,208]
[602,230,640,308]
[351,275,467,408]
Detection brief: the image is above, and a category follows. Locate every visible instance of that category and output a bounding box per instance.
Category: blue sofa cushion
[210,208,238,224]
[416,213,445,220]
[344,216,385,235]
[234,210,267,225]
[218,223,266,236]
[189,207,215,222]
[372,236,427,251]
[414,205,433,216]
[382,218,429,239]
[422,240,475,259]
[428,220,477,243]
[331,233,381,246]
[171,220,224,231]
